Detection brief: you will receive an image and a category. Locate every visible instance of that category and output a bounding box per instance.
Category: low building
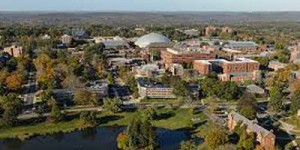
[268,61,287,71]
[61,34,73,45]
[86,80,108,100]
[42,34,51,40]
[133,64,165,78]
[169,63,184,76]
[136,77,175,99]
[3,45,23,57]
[193,58,260,82]
[108,58,145,69]
[246,84,265,95]
[228,111,276,150]
[71,29,89,39]
[94,36,129,50]
[161,47,216,68]
[223,41,257,51]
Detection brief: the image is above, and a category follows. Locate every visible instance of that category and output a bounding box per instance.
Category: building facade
[3,45,23,57]
[136,78,175,99]
[193,58,260,82]
[161,48,216,68]
[228,111,276,150]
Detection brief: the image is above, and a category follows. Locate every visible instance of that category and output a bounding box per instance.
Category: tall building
[193,58,260,82]
[3,45,23,57]
[228,111,276,150]
[161,47,216,68]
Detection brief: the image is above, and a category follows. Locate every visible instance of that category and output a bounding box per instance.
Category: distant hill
[1,11,300,26]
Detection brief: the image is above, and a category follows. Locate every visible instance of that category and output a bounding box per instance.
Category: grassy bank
[0,119,87,140]
[0,108,209,140]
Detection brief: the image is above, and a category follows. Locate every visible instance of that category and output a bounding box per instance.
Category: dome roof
[135,33,171,48]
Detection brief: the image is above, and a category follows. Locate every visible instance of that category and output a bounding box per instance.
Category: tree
[268,86,283,112]
[117,132,128,150]
[48,97,64,123]
[205,126,228,149]
[237,93,257,120]
[5,73,23,91]
[179,140,197,150]
[216,144,237,150]
[173,80,189,98]
[80,111,97,127]
[140,107,157,121]
[0,93,23,127]
[74,89,97,106]
[290,89,300,114]
[125,117,156,150]
[107,73,114,84]
[103,98,122,113]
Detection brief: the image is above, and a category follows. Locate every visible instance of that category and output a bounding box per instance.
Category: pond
[0,127,202,150]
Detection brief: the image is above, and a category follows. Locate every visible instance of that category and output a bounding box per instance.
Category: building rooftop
[135,33,171,48]
[229,111,273,138]
[136,77,171,88]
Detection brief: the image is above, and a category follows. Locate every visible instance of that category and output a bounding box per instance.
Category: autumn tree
[205,125,229,149]
[5,73,24,91]
[74,89,98,106]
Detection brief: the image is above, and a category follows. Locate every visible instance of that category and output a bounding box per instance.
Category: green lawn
[100,108,208,130]
[0,108,209,140]
[0,119,86,140]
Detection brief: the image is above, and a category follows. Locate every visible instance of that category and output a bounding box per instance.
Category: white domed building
[135,33,172,48]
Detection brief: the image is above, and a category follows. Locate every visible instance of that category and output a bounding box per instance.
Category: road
[22,71,37,106]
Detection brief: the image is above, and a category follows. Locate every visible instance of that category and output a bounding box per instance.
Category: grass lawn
[0,119,86,140]
[100,108,208,130]
[0,108,209,140]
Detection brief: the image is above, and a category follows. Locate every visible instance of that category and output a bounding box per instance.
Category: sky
[0,0,300,12]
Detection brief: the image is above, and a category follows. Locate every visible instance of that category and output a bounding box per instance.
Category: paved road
[22,71,37,106]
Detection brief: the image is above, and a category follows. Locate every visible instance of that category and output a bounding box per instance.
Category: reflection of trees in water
[2,138,23,150]
[51,133,65,142]
[80,128,97,140]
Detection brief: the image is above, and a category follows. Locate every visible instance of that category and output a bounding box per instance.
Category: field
[0,108,209,140]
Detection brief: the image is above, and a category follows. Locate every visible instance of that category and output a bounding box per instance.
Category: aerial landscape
[1,0,300,150]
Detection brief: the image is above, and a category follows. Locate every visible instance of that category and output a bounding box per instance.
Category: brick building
[193,58,260,82]
[228,111,276,150]
[268,61,288,71]
[136,77,175,99]
[3,45,23,57]
[161,47,216,68]
[290,50,300,64]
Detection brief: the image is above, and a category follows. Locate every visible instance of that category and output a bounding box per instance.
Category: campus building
[61,34,73,45]
[223,41,258,51]
[228,111,276,150]
[136,77,175,99]
[268,61,288,71]
[161,47,216,68]
[3,45,23,57]
[193,58,260,82]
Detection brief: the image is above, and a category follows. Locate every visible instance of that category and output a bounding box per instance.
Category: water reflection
[0,127,200,150]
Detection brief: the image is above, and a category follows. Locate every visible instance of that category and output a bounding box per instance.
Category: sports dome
[135,33,171,48]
